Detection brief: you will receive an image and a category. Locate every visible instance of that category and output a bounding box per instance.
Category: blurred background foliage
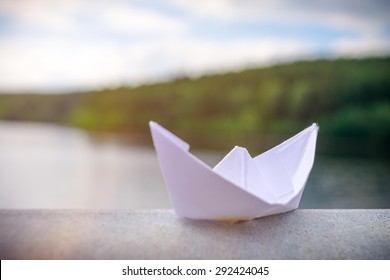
[0,57,389,158]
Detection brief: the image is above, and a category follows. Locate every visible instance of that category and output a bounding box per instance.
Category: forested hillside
[1,57,389,157]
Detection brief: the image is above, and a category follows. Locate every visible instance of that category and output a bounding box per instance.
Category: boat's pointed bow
[149,121,190,151]
[290,123,319,193]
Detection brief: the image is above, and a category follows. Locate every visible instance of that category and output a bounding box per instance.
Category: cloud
[0,33,319,92]
[167,0,390,35]
[0,37,127,91]
[166,0,390,62]
[332,37,390,57]
[141,37,317,75]
[0,0,82,33]
[0,0,389,92]
[95,3,186,35]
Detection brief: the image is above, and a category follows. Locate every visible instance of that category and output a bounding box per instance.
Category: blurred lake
[0,121,389,209]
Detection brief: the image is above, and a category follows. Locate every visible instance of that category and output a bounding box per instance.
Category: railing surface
[0,209,388,259]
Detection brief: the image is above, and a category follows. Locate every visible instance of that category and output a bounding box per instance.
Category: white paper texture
[150,121,318,220]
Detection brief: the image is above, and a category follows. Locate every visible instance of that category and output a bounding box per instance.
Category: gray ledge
[0,209,389,259]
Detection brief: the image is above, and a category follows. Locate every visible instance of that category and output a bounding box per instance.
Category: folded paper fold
[150,121,318,220]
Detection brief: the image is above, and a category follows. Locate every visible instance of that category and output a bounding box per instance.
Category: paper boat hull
[150,122,318,220]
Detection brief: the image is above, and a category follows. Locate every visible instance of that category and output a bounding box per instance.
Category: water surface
[0,122,388,209]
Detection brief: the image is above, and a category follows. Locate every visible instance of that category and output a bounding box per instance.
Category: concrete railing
[0,209,388,259]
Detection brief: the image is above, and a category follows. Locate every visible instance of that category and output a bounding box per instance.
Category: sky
[0,0,389,93]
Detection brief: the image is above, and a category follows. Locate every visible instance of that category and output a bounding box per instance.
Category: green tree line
[0,57,389,157]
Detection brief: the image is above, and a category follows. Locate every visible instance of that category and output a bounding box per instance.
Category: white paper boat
[150,121,318,221]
